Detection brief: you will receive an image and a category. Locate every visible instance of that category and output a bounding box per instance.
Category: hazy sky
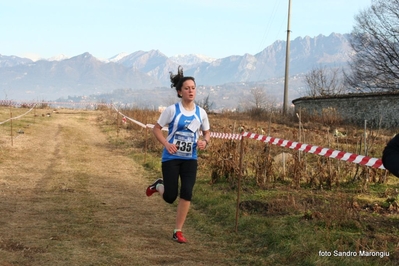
[1,0,371,60]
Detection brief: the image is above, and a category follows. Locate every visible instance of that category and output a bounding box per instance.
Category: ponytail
[169,66,195,98]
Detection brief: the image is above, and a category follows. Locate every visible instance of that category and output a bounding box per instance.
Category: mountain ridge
[0,32,352,109]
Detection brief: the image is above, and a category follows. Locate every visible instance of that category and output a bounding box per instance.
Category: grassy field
[110,106,399,265]
[1,105,399,265]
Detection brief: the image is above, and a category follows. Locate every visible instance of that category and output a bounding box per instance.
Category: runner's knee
[163,193,178,204]
[179,190,192,201]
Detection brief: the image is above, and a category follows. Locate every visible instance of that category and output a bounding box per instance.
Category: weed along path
[0,110,228,266]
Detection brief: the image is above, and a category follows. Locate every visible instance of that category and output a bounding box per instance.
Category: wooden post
[116,110,120,138]
[235,134,244,232]
[282,152,286,177]
[10,108,13,146]
[298,108,301,161]
[34,104,36,124]
[144,118,148,164]
[364,120,369,183]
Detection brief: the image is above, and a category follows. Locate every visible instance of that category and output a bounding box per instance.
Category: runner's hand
[197,140,207,150]
[165,142,178,154]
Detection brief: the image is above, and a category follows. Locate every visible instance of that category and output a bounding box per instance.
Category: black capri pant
[161,159,198,203]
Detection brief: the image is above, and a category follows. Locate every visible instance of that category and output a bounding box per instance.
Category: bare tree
[345,0,399,92]
[237,86,276,114]
[303,66,346,97]
[196,94,214,113]
[249,87,269,109]
[243,87,278,118]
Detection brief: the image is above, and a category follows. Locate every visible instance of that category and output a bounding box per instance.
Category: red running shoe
[146,178,163,197]
[172,231,187,243]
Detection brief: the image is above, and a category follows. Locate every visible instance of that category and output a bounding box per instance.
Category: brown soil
[0,110,229,266]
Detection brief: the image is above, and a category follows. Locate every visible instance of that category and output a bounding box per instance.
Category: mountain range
[0,33,352,110]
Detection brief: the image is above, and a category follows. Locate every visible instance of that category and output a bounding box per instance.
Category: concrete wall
[292,92,399,129]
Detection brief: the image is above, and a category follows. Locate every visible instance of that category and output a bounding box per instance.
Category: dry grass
[0,108,231,265]
[110,107,399,265]
[2,105,399,265]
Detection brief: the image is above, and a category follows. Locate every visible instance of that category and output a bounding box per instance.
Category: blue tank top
[162,103,202,162]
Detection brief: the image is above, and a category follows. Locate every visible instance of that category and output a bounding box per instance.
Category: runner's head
[169,66,196,98]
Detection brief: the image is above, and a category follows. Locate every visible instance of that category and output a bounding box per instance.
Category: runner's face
[180,80,196,101]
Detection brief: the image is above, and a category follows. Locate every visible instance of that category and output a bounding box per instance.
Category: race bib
[173,131,195,157]
[187,118,201,133]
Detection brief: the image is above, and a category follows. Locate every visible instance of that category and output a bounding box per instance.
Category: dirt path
[0,110,228,266]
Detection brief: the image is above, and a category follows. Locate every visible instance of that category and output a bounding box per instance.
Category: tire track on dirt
[0,110,230,266]
[33,123,62,193]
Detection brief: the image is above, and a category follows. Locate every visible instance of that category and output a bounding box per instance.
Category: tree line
[305,0,399,97]
[197,1,398,112]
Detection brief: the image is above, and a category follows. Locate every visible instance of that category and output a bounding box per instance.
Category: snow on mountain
[108,52,129,62]
[169,54,216,65]
[23,53,43,62]
[48,54,70,61]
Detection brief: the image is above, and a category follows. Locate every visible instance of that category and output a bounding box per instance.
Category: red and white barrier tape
[114,106,385,170]
[112,105,147,128]
[240,132,385,170]
[210,132,242,140]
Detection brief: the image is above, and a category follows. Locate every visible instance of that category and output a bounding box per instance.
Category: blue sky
[1,0,371,61]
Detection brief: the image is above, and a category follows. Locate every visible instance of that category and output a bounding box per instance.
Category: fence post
[364,120,367,156]
[10,114,13,147]
[144,120,148,164]
[235,134,244,233]
[116,109,120,138]
[364,120,369,183]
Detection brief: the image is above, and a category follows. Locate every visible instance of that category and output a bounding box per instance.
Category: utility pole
[283,0,292,115]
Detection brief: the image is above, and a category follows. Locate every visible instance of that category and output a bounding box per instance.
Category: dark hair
[169,66,195,98]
